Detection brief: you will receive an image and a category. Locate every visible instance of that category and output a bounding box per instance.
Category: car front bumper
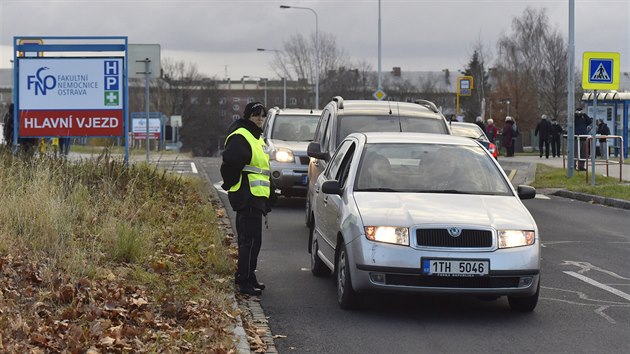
[270,158,309,197]
[347,236,540,296]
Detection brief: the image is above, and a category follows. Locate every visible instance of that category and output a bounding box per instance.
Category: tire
[310,230,329,277]
[508,281,540,312]
[336,244,359,309]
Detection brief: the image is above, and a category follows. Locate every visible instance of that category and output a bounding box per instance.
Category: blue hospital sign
[582,52,620,90]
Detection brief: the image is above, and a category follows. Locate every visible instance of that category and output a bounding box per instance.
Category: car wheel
[310,229,329,277]
[508,281,539,312]
[336,244,359,309]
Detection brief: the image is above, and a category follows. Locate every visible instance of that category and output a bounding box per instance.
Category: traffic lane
[197,158,629,353]
[260,198,629,353]
[522,196,630,328]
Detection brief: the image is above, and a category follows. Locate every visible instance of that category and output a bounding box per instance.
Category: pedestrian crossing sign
[582,52,620,90]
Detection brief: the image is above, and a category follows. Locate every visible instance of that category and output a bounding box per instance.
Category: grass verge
[531,163,630,201]
[0,149,238,352]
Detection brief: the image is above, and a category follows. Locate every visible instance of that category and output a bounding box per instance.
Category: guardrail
[562,134,624,182]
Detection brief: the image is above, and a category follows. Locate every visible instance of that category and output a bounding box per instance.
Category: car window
[337,115,447,147]
[271,114,319,141]
[355,143,511,194]
[325,140,353,180]
[336,143,356,188]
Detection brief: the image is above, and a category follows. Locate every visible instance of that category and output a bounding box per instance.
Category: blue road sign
[589,59,613,84]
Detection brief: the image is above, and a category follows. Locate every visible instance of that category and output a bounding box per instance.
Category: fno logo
[27,67,57,95]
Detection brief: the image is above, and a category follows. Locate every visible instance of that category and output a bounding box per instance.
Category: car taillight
[489,143,498,157]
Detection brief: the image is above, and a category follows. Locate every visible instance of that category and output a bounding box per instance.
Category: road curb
[195,158,277,353]
[552,189,630,210]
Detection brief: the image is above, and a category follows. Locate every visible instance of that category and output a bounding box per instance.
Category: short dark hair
[243,102,267,119]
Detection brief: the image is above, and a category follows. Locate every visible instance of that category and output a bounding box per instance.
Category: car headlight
[498,230,535,248]
[365,226,409,246]
[273,148,294,163]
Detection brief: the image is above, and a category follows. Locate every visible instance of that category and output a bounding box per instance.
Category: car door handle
[323,196,328,205]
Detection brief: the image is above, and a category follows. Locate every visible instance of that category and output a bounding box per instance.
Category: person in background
[550,118,564,158]
[59,137,71,156]
[534,114,552,159]
[501,116,515,157]
[574,107,592,170]
[474,116,486,133]
[485,119,498,142]
[3,103,37,155]
[596,118,610,160]
[221,101,274,296]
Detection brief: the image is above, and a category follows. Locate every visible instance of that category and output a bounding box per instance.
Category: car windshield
[337,115,447,146]
[355,143,512,195]
[271,115,320,141]
[450,123,489,141]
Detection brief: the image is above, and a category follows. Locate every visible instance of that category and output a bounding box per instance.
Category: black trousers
[551,137,561,157]
[538,138,550,158]
[235,207,263,286]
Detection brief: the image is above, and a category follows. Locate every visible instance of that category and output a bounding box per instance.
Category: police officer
[221,102,273,296]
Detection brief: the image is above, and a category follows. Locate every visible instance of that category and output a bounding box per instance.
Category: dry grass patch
[0,149,239,352]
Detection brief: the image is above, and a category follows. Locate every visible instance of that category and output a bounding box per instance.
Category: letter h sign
[104,60,119,90]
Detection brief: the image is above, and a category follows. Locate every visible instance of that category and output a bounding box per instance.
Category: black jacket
[550,123,564,140]
[220,118,270,212]
[597,122,610,142]
[535,119,552,140]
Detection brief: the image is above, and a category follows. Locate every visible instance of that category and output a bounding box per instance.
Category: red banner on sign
[19,110,124,137]
[132,132,161,140]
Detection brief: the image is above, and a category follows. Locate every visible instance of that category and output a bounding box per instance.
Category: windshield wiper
[355,187,400,192]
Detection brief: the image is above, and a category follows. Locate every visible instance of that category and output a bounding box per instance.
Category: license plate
[302,175,308,185]
[422,259,489,276]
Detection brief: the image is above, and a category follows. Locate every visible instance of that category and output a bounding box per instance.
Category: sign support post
[581,51,620,185]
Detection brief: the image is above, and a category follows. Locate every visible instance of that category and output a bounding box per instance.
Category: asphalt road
[197,157,630,354]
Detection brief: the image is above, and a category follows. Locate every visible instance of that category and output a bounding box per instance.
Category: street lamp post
[280,5,319,109]
[506,97,511,116]
[257,48,287,109]
[243,76,268,107]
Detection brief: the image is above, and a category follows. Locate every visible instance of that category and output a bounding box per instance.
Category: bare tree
[495,7,563,132]
[270,32,350,106]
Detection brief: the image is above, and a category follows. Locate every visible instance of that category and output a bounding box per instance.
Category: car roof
[335,100,443,118]
[351,131,479,146]
[270,108,322,116]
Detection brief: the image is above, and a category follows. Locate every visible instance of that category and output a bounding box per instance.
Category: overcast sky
[0,0,628,81]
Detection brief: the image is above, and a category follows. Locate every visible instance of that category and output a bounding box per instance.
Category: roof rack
[332,96,344,109]
[414,99,439,113]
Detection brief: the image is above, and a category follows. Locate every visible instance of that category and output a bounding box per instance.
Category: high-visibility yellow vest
[225,127,270,198]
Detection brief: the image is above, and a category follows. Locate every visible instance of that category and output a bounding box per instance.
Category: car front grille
[385,274,520,288]
[416,228,493,248]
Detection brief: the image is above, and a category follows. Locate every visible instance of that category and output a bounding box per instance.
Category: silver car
[263,107,322,197]
[310,132,540,312]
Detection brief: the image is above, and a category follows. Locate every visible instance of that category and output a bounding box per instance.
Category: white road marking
[508,169,517,181]
[535,194,550,199]
[190,162,198,174]
[562,261,630,280]
[564,271,630,302]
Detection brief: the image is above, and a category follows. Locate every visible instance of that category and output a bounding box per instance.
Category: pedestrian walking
[596,118,611,159]
[220,102,274,296]
[550,118,564,157]
[574,107,592,170]
[534,114,552,158]
[501,116,515,157]
[474,116,486,133]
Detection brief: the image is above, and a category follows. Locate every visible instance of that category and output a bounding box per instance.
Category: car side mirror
[307,142,327,160]
[517,185,536,200]
[321,180,342,196]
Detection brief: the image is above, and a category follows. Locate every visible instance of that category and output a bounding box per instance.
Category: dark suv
[305,96,450,228]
